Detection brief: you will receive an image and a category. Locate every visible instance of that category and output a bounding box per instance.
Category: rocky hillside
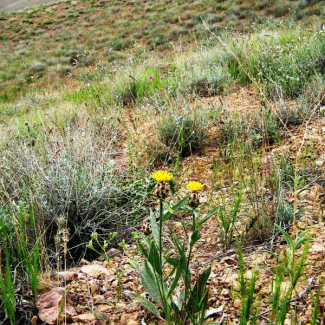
[0,0,324,324]
[0,0,58,12]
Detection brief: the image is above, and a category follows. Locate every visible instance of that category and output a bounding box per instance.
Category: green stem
[184,208,196,323]
[192,208,196,232]
[159,199,163,262]
[158,199,171,321]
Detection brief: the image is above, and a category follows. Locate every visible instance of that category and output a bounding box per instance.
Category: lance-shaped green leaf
[173,289,185,311]
[139,233,151,247]
[148,240,162,275]
[198,206,219,227]
[124,291,163,320]
[162,197,189,222]
[170,234,187,262]
[165,257,179,268]
[164,257,180,280]
[128,259,141,273]
[167,255,187,298]
[150,209,159,246]
[170,234,189,283]
[275,224,293,250]
[187,266,211,313]
[138,241,149,259]
[141,260,164,308]
[190,229,201,248]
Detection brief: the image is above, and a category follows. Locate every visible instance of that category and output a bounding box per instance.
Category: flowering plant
[127,171,219,324]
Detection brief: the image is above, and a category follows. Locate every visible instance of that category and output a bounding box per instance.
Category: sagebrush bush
[0,119,152,264]
[28,61,46,74]
[219,109,281,150]
[115,67,178,106]
[158,107,209,158]
[252,31,325,98]
[274,74,325,126]
[50,63,72,77]
[181,64,229,96]
[178,49,231,96]
[223,30,325,98]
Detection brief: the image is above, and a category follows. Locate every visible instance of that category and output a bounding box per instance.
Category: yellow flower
[187,181,203,193]
[151,169,173,183]
[166,267,173,275]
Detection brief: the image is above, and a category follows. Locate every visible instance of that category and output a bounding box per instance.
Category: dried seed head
[189,193,200,208]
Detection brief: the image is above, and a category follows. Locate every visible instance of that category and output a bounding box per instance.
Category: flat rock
[120,313,139,325]
[107,248,122,257]
[220,256,237,265]
[50,271,78,284]
[98,248,122,261]
[72,313,96,323]
[311,244,324,253]
[80,264,110,277]
[97,304,111,313]
[37,288,77,325]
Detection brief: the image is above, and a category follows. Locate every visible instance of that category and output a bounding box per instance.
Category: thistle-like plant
[126,171,218,324]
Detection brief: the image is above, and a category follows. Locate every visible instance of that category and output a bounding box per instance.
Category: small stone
[221,288,230,297]
[120,313,139,325]
[209,271,217,278]
[111,280,118,288]
[78,273,87,280]
[80,264,110,278]
[233,298,241,309]
[245,270,253,280]
[89,280,99,295]
[97,304,111,313]
[311,244,323,253]
[79,258,90,266]
[284,318,291,325]
[101,285,108,293]
[72,313,96,323]
[220,257,237,265]
[50,271,78,284]
[93,295,106,303]
[116,302,128,310]
[37,288,77,325]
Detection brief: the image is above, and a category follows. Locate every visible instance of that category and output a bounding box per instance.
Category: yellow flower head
[187,181,203,193]
[151,169,173,183]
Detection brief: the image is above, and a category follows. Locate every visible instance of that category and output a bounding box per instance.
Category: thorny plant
[126,170,218,324]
